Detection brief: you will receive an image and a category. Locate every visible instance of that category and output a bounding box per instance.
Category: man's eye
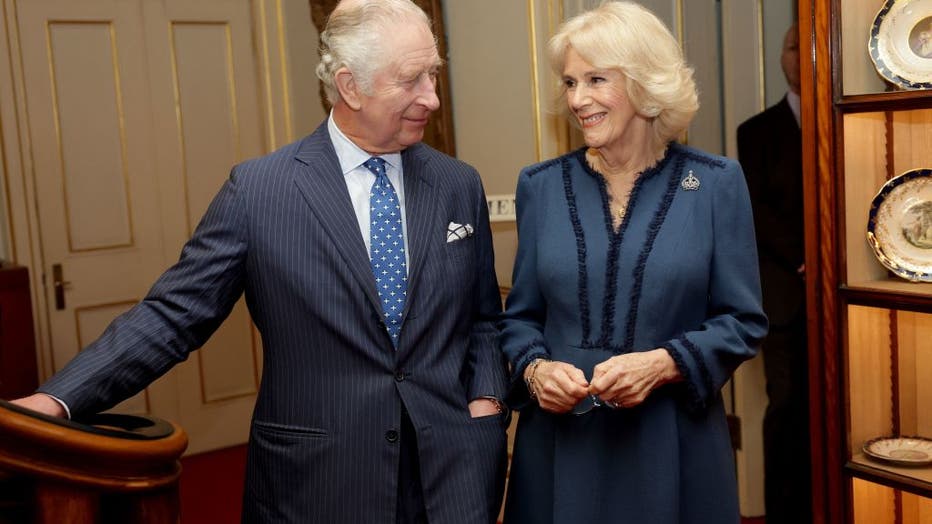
[563,79,576,88]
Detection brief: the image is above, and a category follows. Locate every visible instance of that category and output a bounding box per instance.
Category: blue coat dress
[500,143,768,524]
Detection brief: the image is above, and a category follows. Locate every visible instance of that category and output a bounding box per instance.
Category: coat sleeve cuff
[504,341,549,410]
[661,336,715,414]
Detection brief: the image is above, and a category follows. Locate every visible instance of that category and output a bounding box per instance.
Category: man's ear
[335,67,362,110]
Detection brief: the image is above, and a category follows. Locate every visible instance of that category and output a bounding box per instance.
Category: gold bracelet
[524,358,548,400]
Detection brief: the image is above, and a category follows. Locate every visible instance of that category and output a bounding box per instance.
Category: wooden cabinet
[0,264,38,399]
[804,1,932,523]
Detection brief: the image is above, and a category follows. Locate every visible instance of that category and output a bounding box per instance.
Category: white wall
[0,0,38,270]
[281,0,326,140]
[444,0,541,286]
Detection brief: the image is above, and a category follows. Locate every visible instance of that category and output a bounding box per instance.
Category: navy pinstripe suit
[39,122,509,523]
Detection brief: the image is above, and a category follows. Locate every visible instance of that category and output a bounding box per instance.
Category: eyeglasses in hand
[570,394,621,415]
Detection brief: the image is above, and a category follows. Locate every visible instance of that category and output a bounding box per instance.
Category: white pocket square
[446,222,474,243]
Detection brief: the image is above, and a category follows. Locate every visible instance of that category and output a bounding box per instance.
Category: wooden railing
[0,400,187,523]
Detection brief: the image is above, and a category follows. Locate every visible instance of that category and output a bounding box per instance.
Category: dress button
[395,370,406,382]
[385,430,399,443]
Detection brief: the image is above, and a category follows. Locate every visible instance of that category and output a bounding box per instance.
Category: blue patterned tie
[365,157,407,346]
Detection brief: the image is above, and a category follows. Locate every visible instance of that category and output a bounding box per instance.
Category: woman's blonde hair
[548,1,698,157]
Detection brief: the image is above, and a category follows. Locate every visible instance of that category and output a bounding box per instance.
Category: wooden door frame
[800,0,843,522]
[0,0,52,379]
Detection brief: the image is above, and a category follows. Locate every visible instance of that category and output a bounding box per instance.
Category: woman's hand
[526,360,589,413]
[588,349,681,408]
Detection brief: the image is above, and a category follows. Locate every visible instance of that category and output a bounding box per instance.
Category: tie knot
[363,157,387,177]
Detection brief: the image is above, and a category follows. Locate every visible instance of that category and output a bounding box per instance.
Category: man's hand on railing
[10,394,66,418]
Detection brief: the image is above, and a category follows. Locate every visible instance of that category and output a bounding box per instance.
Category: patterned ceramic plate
[863,436,932,466]
[867,169,932,282]
[869,0,932,89]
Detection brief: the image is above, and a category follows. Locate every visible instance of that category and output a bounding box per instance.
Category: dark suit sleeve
[38,168,250,416]
[462,169,509,403]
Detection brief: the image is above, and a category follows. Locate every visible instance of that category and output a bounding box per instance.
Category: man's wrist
[11,393,69,419]
[474,396,505,414]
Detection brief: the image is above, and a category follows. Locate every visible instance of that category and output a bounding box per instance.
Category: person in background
[737,23,811,524]
[499,2,768,523]
[13,1,508,522]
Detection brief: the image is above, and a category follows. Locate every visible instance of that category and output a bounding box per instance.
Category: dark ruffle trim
[507,340,549,388]
[562,156,592,344]
[574,146,677,351]
[663,335,717,415]
[623,155,684,351]
[675,144,727,170]
[679,336,714,398]
[661,340,706,414]
[525,156,564,178]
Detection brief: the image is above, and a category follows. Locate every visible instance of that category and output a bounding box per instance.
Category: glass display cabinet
[804,0,932,523]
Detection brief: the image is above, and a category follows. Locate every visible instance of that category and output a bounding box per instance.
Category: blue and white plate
[869,0,932,89]
[863,436,932,467]
[867,168,932,282]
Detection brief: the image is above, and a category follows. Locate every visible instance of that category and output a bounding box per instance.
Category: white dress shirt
[327,113,410,264]
[786,90,801,128]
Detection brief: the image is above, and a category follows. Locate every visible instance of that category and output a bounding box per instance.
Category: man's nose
[418,75,440,111]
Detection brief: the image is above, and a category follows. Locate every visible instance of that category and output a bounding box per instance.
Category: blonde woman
[500,2,767,522]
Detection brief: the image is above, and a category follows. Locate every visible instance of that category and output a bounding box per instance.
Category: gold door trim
[46,20,134,253]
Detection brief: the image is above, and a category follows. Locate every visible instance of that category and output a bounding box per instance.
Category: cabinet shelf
[837,90,932,113]
[841,281,932,314]
[847,453,932,498]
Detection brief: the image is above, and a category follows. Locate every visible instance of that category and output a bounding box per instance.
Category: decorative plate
[869,0,932,89]
[863,436,932,467]
[867,168,932,282]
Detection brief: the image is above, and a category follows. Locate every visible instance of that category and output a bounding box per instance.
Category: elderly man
[13,1,508,522]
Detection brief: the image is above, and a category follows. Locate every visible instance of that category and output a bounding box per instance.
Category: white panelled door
[16,0,265,454]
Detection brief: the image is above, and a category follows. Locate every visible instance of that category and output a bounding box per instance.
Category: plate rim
[866,167,932,282]
[868,0,932,90]
[862,435,932,466]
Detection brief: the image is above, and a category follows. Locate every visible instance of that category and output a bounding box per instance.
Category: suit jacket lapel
[400,144,438,322]
[292,124,383,316]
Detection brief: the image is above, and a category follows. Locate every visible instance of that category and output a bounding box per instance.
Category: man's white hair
[316,0,433,104]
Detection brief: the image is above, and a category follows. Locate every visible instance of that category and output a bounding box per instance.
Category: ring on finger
[606,399,621,409]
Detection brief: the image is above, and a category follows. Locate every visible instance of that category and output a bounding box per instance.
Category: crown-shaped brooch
[681,170,700,191]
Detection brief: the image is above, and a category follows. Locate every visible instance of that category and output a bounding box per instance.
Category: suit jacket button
[395,370,406,382]
[385,430,399,443]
